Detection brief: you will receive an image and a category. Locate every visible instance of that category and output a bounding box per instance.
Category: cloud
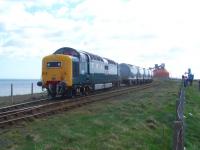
[0,0,200,78]
[0,23,5,31]
[2,39,24,47]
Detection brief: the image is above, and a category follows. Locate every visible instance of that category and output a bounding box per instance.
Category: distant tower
[153,63,169,78]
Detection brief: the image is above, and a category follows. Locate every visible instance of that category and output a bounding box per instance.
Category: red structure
[153,63,169,78]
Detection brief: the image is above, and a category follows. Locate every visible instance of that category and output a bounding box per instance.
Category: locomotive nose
[41,54,73,98]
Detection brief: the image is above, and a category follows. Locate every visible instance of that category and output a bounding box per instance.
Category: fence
[0,82,46,105]
[173,84,185,150]
[10,83,35,103]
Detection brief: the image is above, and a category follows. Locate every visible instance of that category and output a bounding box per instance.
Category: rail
[0,83,156,128]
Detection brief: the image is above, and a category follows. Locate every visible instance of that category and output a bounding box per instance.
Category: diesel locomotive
[38,47,153,98]
[38,47,119,98]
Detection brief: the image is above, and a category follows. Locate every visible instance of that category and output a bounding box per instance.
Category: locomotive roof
[54,47,80,57]
[104,58,117,65]
[81,51,104,62]
[84,51,117,64]
[54,47,117,65]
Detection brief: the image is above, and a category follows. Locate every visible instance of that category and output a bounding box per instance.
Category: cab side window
[105,66,108,70]
[73,62,79,77]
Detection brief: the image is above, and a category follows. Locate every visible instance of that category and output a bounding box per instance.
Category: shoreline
[0,92,47,107]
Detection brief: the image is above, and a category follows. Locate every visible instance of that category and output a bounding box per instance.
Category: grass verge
[185,81,200,150]
[0,80,180,150]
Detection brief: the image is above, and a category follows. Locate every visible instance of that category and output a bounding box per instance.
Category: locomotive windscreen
[54,47,79,57]
[47,62,61,68]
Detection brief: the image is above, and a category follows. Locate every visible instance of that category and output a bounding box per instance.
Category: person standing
[184,76,187,88]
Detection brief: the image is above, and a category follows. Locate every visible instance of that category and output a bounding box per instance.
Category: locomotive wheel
[85,86,90,96]
[48,91,56,99]
[80,87,85,96]
[47,84,56,99]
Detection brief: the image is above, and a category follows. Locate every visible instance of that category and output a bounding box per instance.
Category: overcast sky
[0,0,199,79]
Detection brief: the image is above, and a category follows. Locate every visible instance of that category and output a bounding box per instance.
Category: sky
[0,0,199,79]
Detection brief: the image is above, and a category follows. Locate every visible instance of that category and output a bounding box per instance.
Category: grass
[0,79,180,150]
[185,81,200,150]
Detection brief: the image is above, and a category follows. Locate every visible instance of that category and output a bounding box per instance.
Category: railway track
[0,83,156,128]
[0,98,49,113]
[0,87,123,113]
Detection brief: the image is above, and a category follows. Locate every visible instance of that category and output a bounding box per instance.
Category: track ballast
[0,83,156,128]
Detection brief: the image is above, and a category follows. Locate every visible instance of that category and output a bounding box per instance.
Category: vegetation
[185,81,200,150]
[0,80,181,150]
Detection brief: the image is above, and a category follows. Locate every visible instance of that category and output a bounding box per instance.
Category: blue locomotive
[40,47,119,97]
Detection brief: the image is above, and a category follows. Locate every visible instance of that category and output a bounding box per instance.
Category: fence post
[176,100,179,120]
[31,83,33,96]
[11,83,13,104]
[173,121,184,150]
[173,85,185,150]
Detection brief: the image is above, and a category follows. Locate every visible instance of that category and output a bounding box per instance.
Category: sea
[0,79,43,97]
